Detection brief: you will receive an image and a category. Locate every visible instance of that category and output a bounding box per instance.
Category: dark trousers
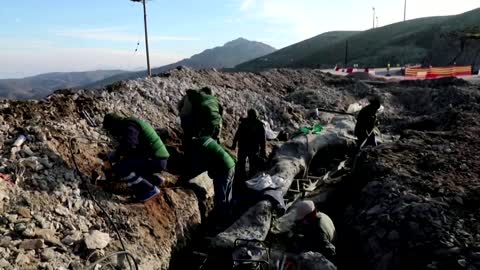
[181,116,194,147]
[212,168,235,217]
[356,133,377,149]
[113,158,167,181]
[198,125,220,141]
[236,149,262,180]
[112,158,167,197]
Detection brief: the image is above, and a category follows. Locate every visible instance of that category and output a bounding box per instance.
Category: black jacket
[233,117,266,155]
[354,105,378,139]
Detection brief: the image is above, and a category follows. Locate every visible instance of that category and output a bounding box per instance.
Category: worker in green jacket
[102,113,170,202]
[179,87,223,143]
[183,136,235,217]
[196,87,223,140]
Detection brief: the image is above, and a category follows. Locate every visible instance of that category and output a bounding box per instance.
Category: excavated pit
[0,69,479,269]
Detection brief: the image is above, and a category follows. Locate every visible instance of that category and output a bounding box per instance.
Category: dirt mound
[342,124,480,270]
[399,77,470,88]
[336,84,480,270]
[346,72,380,81]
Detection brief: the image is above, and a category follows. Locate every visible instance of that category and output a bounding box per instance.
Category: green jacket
[128,118,170,159]
[197,92,222,128]
[191,136,235,177]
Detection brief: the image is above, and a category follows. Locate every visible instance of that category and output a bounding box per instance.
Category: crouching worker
[183,136,235,218]
[273,200,336,263]
[354,98,381,149]
[101,113,170,202]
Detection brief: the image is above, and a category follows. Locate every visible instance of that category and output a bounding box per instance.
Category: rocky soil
[0,67,478,269]
[339,80,480,270]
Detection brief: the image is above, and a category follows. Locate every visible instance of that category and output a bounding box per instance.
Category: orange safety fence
[405,66,472,78]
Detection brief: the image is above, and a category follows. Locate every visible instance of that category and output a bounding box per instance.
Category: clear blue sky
[0,0,478,78]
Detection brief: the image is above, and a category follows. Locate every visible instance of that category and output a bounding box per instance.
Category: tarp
[292,124,323,138]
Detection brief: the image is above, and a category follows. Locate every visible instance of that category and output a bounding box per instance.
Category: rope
[68,137,138,270]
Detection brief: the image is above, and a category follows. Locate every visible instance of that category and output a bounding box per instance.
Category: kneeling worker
[102,113,170,202]
[183,136,235,217]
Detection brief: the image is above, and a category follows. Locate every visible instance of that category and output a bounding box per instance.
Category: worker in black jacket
[354,98,381,148]
[230,109,266,180]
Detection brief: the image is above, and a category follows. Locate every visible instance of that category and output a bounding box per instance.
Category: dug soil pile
[0,67,478,269]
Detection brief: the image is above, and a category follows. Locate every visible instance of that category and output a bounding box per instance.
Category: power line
[131,0,152,77]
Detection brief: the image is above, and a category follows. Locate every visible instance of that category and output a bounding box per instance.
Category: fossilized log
[211,116,356,249]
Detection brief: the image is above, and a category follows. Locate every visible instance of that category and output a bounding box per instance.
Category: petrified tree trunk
[212,116,356,249]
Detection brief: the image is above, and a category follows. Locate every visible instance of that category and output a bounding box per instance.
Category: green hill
[235,31,359,70]
[236,8,480,71]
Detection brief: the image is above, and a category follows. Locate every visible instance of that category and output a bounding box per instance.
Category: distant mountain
[87,38,276,88]
[235,31,359,71]
[236,8,480,71]
[0,70,126,100]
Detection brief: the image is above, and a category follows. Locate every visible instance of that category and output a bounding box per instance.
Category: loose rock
[84,230,111,250]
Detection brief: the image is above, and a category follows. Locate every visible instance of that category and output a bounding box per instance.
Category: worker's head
[199,87,214,96]
[369,97,382,110]
[295,200,317,222]
[103,113,123,135]
[247,109,258,119]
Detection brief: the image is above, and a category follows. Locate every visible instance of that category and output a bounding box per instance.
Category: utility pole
[372,7,376,29]
[376,16,379,28]
[344,40,349,67]
[404,0,407,21]
[131,0,152,77]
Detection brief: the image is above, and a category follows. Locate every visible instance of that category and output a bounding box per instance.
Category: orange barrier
[406,66,472,78]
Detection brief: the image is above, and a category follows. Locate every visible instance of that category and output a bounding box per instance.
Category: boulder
[83,230,111,250]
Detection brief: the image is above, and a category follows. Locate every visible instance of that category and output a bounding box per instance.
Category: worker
[230,109,266,181]
[178,87,223,143]
[354,98,381,148]
[273,200,336,262]
[102,113,170,202]
[178,89,201,144]
[196,87,223,140]
[183,136,235,218]
[293,201,337,262]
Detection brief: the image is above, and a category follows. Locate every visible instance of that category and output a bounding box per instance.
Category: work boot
[146,173,165,187]
[129,176,161,202]
[136,186,161,203]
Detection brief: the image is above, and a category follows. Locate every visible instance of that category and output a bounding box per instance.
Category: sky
[0,0,478,79]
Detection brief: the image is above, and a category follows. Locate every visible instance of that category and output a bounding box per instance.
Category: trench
[166,138,383,270]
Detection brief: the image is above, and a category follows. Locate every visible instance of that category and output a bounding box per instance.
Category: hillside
[235,31,359,70]
[236,8,480,71]
[87,38,276,88]
[0,70,126,100]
